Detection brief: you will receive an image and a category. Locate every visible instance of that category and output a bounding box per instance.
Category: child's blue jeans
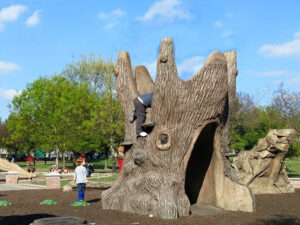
[77,183,86,201]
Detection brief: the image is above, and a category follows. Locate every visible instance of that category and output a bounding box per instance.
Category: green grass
[15,158,118,173]
[31,179,71,187]
[61,180,71,187]
[89,174,117,182]
[285,158,300,178]
[32,180,46,186]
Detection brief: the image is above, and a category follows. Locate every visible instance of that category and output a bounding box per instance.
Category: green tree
[230,93,286,152]
[230,89,300,158]
[272,83,300,157]
[6,76,100,167]
[62,54,124,169]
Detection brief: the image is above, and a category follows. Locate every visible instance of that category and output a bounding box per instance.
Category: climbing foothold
[121,140,133,146]
[141,121,156,128]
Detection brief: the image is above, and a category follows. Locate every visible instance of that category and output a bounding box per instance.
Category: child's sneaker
[138,132,147,137]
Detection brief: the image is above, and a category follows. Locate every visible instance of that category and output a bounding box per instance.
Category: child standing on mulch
[74,157,87,201]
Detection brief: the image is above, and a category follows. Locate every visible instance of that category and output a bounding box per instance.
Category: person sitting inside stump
[74,157,87,202]
[117,146,125,172]
[26,163,36,173]
[130,93,153,137]
[86,162,94,177]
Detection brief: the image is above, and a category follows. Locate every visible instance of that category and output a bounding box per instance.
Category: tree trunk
[55,146,59,166]
[223,51,238,153]
[102,38,254,219]
[104,149,108,170]
[62,152,66,168]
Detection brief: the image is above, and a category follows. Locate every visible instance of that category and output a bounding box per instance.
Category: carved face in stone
[266,129,296,153]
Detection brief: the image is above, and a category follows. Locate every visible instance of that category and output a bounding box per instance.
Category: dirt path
[0,189,299,225]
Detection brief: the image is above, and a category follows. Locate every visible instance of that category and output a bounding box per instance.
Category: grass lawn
[285,157,300,178]
[16,158,118,173]
[14,157,300,178]
[31,180,71,187]
[89,174,117,182]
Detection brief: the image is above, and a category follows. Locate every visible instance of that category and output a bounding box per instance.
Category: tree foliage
[62,54,124,156]
[229,86,300,157]
[5,77,101,164]
[4,54,124,166]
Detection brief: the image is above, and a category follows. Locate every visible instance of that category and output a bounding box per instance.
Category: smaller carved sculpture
[232,129,296,194]
[0,158,36,178]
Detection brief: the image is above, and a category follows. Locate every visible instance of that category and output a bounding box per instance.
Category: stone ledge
[289,179,300,189]
[30,216,87,225]
[45,172,62,177]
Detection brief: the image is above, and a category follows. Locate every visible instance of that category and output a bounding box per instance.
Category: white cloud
[286,77,300,86]
[294,31,300,38]
[221,30,232,38]
[0,23,4,32]
[225,13,233,19]
[259,39,300,57]
[137,0,192,24]
[98,8,125,19]
[26,10,41,26]
[244,69,298,77]
[144,60,157,80]
[98,8,126,28]
[105,22,118,29]
[0,5,27,22]
[0,87,22,100]
[0,61,22,74]
[260,70,289,77]
[214,21,222,28]
[178,56,203,76]
[143,56,203,80]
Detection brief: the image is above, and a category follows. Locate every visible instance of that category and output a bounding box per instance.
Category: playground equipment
[232,129,296,194]
[0,158,36,178]
[102,38,255,219]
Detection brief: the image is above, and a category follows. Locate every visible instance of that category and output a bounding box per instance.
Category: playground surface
[0,184,45,191]
[0,189,299,225]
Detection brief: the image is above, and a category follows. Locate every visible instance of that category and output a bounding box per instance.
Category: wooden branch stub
[118,51,139,99]
[135,65,154,95]
[115,51,139,142]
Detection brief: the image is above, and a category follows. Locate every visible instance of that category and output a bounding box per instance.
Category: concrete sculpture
[232,129,296,194]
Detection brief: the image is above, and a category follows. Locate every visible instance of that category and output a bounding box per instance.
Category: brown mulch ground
[0,189,299,225]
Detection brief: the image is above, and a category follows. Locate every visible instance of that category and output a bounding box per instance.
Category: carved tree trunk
[102,38,254,219]
[223,51,238,153]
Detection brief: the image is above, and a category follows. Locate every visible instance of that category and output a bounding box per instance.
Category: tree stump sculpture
[102,38,255,219]
[232,129,296,194]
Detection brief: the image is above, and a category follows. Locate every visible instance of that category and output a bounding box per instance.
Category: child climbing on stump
[117,146,124,172]
[130,93,153,137]
[74,157,87,201]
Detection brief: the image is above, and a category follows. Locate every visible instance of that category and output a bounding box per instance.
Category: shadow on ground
[253,215,300,225]
[87,198,101,203]
[0,213,55,225]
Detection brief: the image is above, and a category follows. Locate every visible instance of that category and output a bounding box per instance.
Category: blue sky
[0,0,300,120]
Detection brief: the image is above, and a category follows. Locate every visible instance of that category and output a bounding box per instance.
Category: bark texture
[102,38,254,219]
[223,51,238,153]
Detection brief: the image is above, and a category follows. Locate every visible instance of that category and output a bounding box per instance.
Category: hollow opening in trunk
[185,122,218,205]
